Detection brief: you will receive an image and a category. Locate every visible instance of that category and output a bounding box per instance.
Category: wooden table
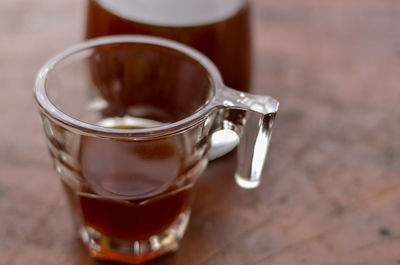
[1,0,400,264]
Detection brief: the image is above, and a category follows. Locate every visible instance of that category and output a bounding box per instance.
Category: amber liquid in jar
[85,0,252,91]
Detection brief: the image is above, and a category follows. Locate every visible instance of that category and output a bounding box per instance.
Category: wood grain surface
[1,0,400,264]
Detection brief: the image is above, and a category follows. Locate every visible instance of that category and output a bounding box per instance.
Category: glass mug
[85,0,252,159]
[34,36,278,264]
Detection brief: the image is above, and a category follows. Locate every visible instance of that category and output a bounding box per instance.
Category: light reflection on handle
[212,86,279,189]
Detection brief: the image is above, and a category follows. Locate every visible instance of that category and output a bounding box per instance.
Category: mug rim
[34,35,224,139]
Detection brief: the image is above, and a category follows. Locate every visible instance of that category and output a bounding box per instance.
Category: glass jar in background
[85,0,253,159]
[85,0,252,93]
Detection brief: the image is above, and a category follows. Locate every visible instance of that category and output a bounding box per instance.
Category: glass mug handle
[211,86,279,189]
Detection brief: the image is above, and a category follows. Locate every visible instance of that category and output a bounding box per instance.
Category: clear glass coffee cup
[34,35,278,264]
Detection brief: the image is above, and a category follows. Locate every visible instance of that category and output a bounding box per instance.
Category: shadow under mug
[34,35,278,264]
